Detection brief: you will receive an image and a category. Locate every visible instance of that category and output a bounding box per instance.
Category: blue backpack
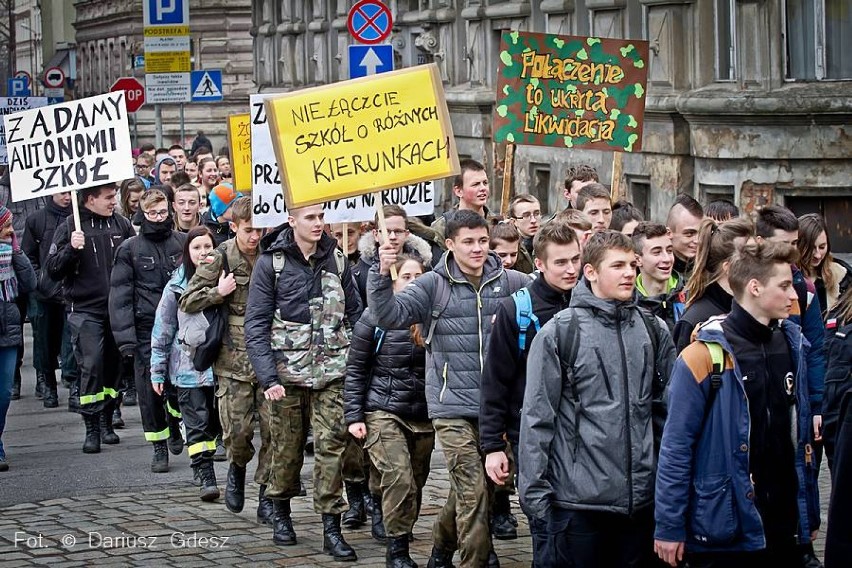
[513,287,540,354]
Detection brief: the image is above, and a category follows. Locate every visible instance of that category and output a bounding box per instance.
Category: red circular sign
[347,0,393,45]
[111,77,146,113]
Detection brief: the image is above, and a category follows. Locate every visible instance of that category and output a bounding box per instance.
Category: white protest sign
[249,94,435,227]
[3,92,133,202]
[1,97,49,166]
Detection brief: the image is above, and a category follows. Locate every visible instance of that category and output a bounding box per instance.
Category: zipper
[439,362,448,402]
[615,309,633,513]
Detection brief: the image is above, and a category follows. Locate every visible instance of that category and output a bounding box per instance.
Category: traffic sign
[190,70,223,102]
[133,55,146,69]
[145,72,191,103]
[7,78,30,97]
[347,0,393,45]
[348,44,394,79]
[111,77,146,113]
[143,0,189,26]
[44,67,66,88]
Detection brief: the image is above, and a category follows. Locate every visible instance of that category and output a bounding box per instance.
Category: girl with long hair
[344,254,433,568]
[149,226,221,501]
[118,179,145,218]
[797,213,852,317]
[671,217,754,353]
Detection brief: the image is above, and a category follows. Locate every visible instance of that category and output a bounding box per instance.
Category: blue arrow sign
[190,70,223,102]
[348,44,394,79]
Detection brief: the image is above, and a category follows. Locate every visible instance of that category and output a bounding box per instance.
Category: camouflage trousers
[265,382,349,514]
[432,418,493,568]
[365,412,434,536]
[215,376,272,485]
[343,437,382,495]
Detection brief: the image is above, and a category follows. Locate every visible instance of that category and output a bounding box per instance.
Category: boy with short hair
[489,221,527,272]
[666,194,704,279]
[556,209,594,251]
[173,184,202,232]
[507,194,541,256]
[563,164,599,210]
[632,222,686,333]
[654,241,819,567]
[520,230,676,567]
[575,183,613,233]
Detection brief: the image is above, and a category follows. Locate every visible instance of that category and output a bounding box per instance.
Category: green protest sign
[493,31,649,152]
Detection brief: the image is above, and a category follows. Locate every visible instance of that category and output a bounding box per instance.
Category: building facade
[73,0,253,151]
[251,0,851,249]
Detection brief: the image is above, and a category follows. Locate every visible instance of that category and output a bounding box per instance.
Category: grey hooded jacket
[367,251,528,419]
[519,280,676,520]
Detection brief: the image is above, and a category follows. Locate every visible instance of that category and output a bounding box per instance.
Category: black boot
[322,513,357,561]
[305,426,314,454]
[100,407,120,445]
[363,484,377,516]
[11,373,21,400]
[198,461,220,502]
[67,380,81,413]
[213,433,227,462]
[371,494,387,542]
[486,550,500,568]
[800,543,823,568]
[167,420,184,455]
[386,535,417,568]
[490,491,517,540]
[82,413,101,454]
[342,481,366,528]
[224,463,246,513]
[257,484,274,525]
[272,499,297,546]
[151,441,169,473]
[43,371,59,408]
[123,383,137,406]
[112,406,125,429]
[426,546,455,568]
[35,371,46,399]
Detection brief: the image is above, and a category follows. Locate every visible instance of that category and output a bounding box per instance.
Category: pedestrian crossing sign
[190,70,223,102]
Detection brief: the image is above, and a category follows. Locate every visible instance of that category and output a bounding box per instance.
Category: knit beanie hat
[0,206,11,228]
[208,183,242,219]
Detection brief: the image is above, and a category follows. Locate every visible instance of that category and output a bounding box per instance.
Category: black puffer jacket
[22,198,72,302]
[344,308,428,424]
[672,282,733,353]
[109,219,185,354]
[46,207,135,315]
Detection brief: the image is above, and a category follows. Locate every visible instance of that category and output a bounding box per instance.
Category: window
[785,0,852,80]
[786,195,852,253]
[529,163,551,216]
[715,0,736,81]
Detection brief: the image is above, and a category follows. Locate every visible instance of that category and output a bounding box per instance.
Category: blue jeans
[0,346,18,459]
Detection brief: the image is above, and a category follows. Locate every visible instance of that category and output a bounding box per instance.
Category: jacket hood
[435,249,504,283]
[694,310,806,355]
[357,231,433,266]
[569,278,637,323]
[166,265,189,293]
[154,156,177,184]
[265,225,338,261]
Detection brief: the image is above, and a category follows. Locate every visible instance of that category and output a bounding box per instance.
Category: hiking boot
[322,513,357,561]
[426,547,455,568]
[112,406,125,429]
[490,492,518,540]
[486,550,500,568]
[224,463,246,513]
[272,499,297,546]
[151,441,169,473]
[198,462,220,502]
[43,371,59,408]
[371,494,387,542]
[100,410,120,445]
[342,481,366,528]
[257,485,274,525]
[67,381,81,413]
[213,434,227,462]
[35,372,45,399]
[0,457,8,472]
[82,413,101,454]
[167,426,184,455]
[191,467,202,486]
[386,535,417,568]
[123,384,137,406]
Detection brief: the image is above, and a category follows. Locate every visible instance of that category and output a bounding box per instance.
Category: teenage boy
[489,222,528,272]
[520,230,676,567]
[563,164,599,210]
[202,183,243,246]
[369,210,529,567]
[755,204,826,568]
[330,222,363,265]
[654,241,819,567]
[576,183,613,233]
[507,194,541,256]
[173,184,202,233]
[46,184,136,453]
[180,198,271,520]
[555,209,594,251]
[110,189,186,472]
[481,221,581,550]
[431,159,494,239]
[245,204,363,558]
[666,194,704,280]
[632,222,686,333]
[168,144,188,171]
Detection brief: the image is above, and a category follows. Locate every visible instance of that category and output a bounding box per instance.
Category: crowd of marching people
[0,144,851,568]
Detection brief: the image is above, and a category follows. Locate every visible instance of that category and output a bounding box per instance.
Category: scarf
[0,242,18,302]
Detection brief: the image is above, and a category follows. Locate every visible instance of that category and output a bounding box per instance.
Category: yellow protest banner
[227,113,252,193]
[264,63,459,209]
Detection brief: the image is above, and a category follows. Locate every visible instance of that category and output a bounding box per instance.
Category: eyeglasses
[135,164,149,170]
[144,209,169,220]
[513,210,542,221]
[385,229,410,238]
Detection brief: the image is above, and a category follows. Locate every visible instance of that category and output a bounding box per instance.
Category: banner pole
[375,194,398,280]
[342,224,349,259]
[500,142,515,217]
[611,151,623,201]
[71,190,82,232]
